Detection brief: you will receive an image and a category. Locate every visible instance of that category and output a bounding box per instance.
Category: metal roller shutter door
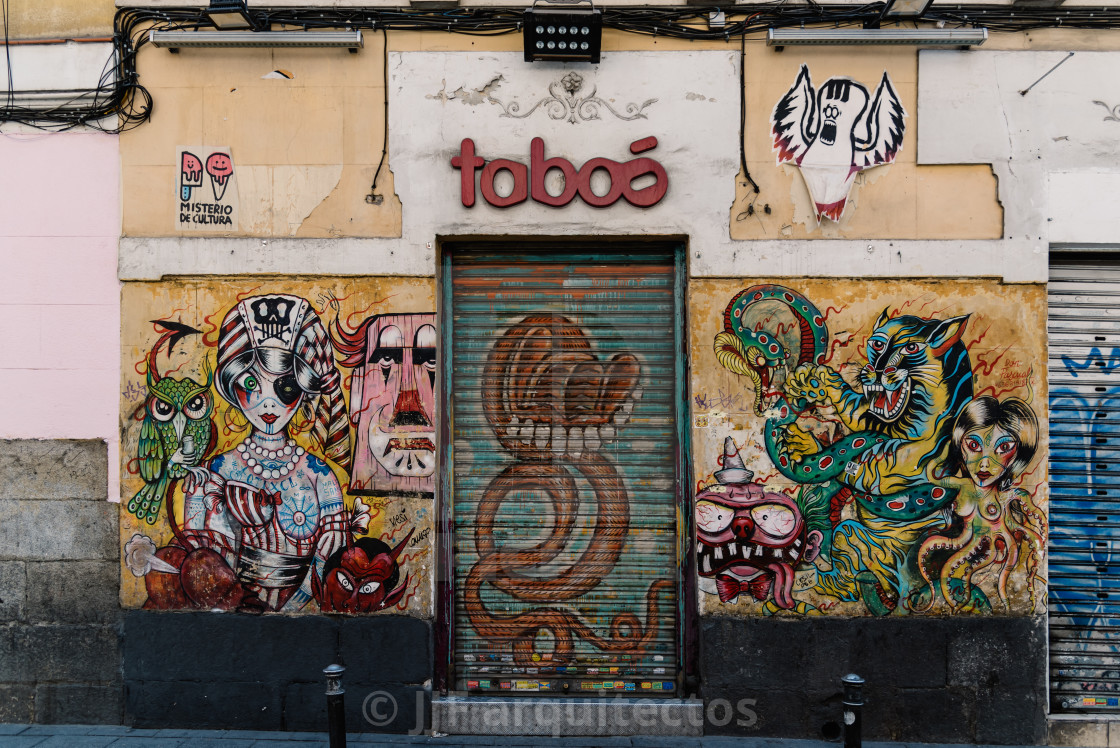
[445,244,683,696]
[1050,255,1120,711]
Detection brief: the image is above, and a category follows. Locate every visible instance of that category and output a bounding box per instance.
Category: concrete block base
[432,696,703,737]
[1049,715,1120,747]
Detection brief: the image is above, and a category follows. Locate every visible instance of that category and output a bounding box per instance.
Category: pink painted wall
[0,132,120,497]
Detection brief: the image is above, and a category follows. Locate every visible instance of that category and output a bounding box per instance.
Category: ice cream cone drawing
[205,152,234,201]
[180,152,203,201]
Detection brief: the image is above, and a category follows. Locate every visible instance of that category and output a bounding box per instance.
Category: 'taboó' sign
[451,137,668,209]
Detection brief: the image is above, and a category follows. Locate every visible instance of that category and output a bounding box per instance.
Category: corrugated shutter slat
[448,246,681,697]
[1049,255,1120,712]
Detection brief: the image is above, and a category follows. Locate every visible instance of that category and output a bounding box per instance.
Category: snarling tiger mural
[702,283,1045,616]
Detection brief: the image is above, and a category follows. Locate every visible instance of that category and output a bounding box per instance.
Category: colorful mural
[120,280,435,615]
[771,65,906,223]
[694,281,1047,616]
[462,314,673,662]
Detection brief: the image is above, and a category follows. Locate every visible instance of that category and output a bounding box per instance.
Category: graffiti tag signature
[694,389,744,411]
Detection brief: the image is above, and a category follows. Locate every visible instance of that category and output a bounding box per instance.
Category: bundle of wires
[2,3,1119,132]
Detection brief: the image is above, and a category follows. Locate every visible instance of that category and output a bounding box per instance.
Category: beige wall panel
[986,28,1120,50]
[690,278,1047,618]
[122,88,206,167]
[295,166,400,238]
[120,277,437,617]
[916,165,1003,238]
[732,46,1002,240]
[0,0,114,39]
[121,40,400,238]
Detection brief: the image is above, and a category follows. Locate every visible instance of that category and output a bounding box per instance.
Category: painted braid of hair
[297,308,352,473]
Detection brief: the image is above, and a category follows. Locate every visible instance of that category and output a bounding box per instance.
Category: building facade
[3,1,1120,743]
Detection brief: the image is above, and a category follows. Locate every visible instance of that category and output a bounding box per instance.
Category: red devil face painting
[317,532,413,613]
[695,482,822,610]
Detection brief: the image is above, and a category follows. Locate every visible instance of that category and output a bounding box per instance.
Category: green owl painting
[128,322,216,525]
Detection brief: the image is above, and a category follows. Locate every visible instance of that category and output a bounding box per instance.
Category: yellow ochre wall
[0,0,114,39]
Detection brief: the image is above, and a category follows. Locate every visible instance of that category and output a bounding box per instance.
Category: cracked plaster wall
[918,50,1120,256]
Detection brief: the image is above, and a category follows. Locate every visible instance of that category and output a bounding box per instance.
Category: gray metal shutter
[445,244,682,696]
[1049,254,1120,711]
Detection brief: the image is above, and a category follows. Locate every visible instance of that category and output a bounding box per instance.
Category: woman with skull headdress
[181,294,361,612]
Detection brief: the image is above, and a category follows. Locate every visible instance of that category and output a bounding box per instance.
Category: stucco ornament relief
[1094,100,1120,123]
[429,71,656,124]
[771,64,906,223]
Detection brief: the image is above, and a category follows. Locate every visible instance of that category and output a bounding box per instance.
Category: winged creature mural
[771,64,906,222]
[128,321,215,525]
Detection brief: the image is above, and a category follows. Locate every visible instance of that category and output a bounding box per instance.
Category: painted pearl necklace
[236,437,304,480]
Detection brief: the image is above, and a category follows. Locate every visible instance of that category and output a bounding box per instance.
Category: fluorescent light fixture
[206,0,254,30]
[882,0,936,18]
[767,27,988,46]
[150,29,364,49]
[524,7,602,63]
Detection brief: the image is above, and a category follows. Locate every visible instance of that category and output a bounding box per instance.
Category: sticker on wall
[770,65,906,223]
[176,146,239,231]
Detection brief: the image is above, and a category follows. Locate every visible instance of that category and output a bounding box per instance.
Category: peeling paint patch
[262,69,294,80]
[427,75,505,106]
[686,92,715,102]
[275,164,344,236]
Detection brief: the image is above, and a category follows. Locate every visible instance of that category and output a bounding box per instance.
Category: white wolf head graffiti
[771,64,906,223]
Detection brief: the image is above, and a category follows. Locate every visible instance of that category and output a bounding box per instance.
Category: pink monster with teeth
[695,437,824,611]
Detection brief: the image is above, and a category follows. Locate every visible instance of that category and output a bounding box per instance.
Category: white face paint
[750,504,797,539]
[696,500,734,534]
[233,365,304,435]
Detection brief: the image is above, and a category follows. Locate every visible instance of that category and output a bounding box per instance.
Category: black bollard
[324,663,347,748]
[841,673,864,748]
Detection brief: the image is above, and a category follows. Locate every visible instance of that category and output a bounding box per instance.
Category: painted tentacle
[942,532,993,609]
[995,534,1017,610]
[763,421,957,520]
[1007,518,1046,610]
[714,285,829,416]
[914,522,973,611]
[763,599,821,616]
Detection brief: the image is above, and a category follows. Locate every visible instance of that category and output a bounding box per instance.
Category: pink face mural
[695,481,823,611]
[333,313,437,497]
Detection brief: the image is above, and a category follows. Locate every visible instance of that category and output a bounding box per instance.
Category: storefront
[0,2,1101,742]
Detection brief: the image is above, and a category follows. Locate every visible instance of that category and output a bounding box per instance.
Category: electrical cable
[368,25,389,203]
[4,0,14,113]
[739,27,759,196]
[5,4,1120,131]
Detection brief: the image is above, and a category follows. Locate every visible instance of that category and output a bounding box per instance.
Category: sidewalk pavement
[0,725,1040,748]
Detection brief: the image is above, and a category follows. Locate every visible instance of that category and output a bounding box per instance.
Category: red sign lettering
[451,137,668,209]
